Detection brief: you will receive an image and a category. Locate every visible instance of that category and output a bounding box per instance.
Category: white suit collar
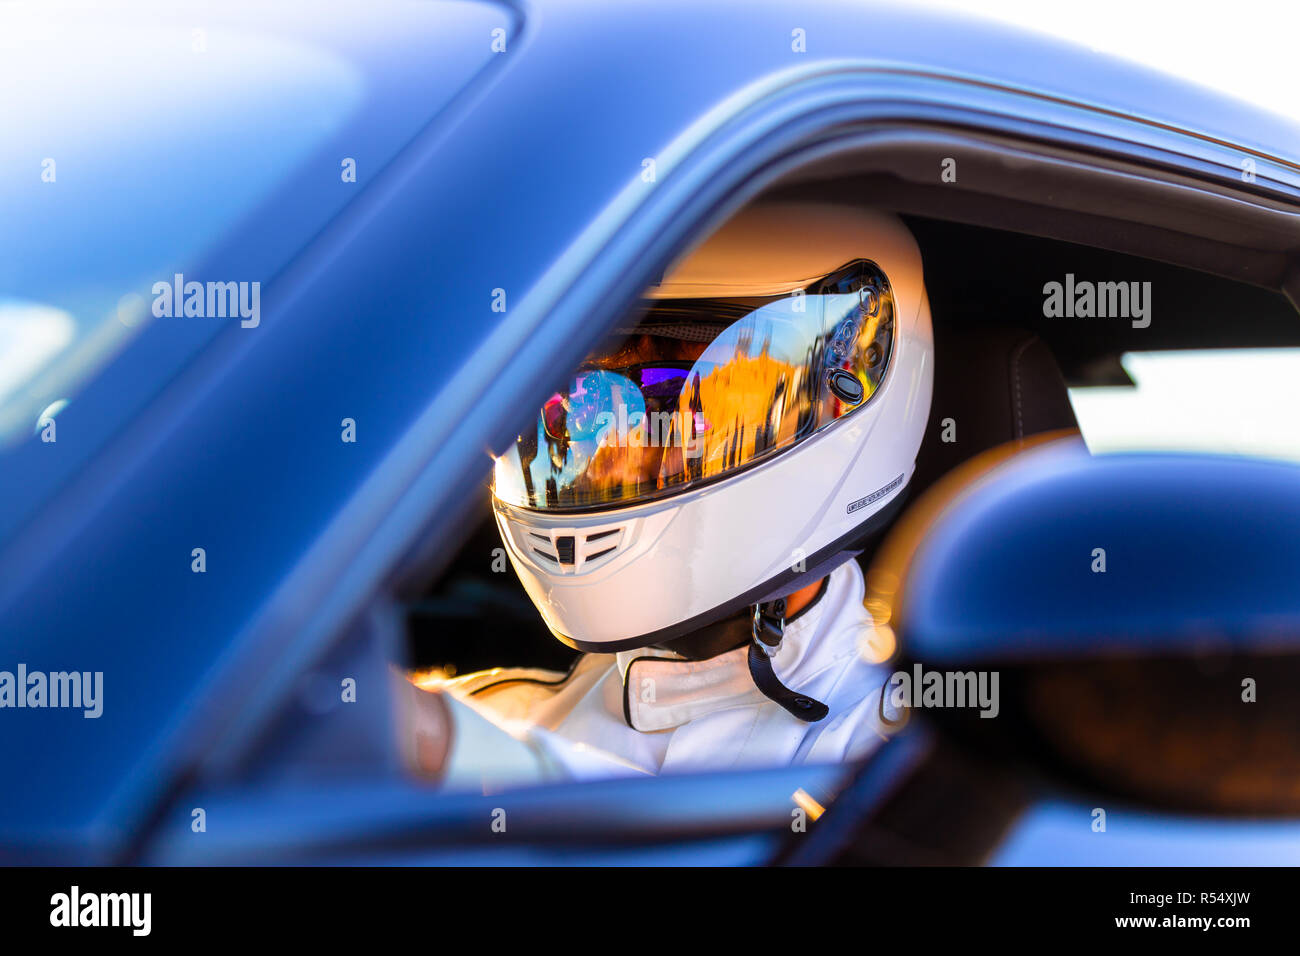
[616,570,844,732]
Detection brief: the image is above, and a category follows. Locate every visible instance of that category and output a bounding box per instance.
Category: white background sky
[919,0,1300,462]
[917,0,1300,124]
[1068,351,1300,462]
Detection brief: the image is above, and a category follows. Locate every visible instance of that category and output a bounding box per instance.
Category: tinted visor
[494,260,895,511]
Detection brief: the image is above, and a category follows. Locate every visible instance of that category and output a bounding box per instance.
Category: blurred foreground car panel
[995,801,1300,866]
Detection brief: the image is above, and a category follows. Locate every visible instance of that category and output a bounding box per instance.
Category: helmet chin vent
[508,517,629,575]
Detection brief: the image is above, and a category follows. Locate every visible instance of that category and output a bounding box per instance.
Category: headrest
[909,326,1080,503]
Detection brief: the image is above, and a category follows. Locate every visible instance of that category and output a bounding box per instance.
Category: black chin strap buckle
[748,598,829,723]
[751,598,786,656]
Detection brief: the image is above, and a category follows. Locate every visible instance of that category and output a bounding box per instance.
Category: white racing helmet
[492,202,933,652]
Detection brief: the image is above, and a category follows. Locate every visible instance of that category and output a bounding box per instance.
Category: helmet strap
[747,599,829,722]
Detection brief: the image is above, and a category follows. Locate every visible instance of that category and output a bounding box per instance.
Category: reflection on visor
[495,259,896,511]
[541,365,699,443]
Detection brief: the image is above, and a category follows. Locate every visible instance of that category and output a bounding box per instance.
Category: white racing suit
[441,560,893,779]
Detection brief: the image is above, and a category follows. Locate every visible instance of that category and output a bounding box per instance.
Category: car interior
[386,131,1300,861]
[403,215,1300,675]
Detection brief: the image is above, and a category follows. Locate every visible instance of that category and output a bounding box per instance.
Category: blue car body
[1,0,1298,864]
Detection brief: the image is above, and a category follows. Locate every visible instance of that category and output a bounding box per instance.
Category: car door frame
[144,65,1300,864]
